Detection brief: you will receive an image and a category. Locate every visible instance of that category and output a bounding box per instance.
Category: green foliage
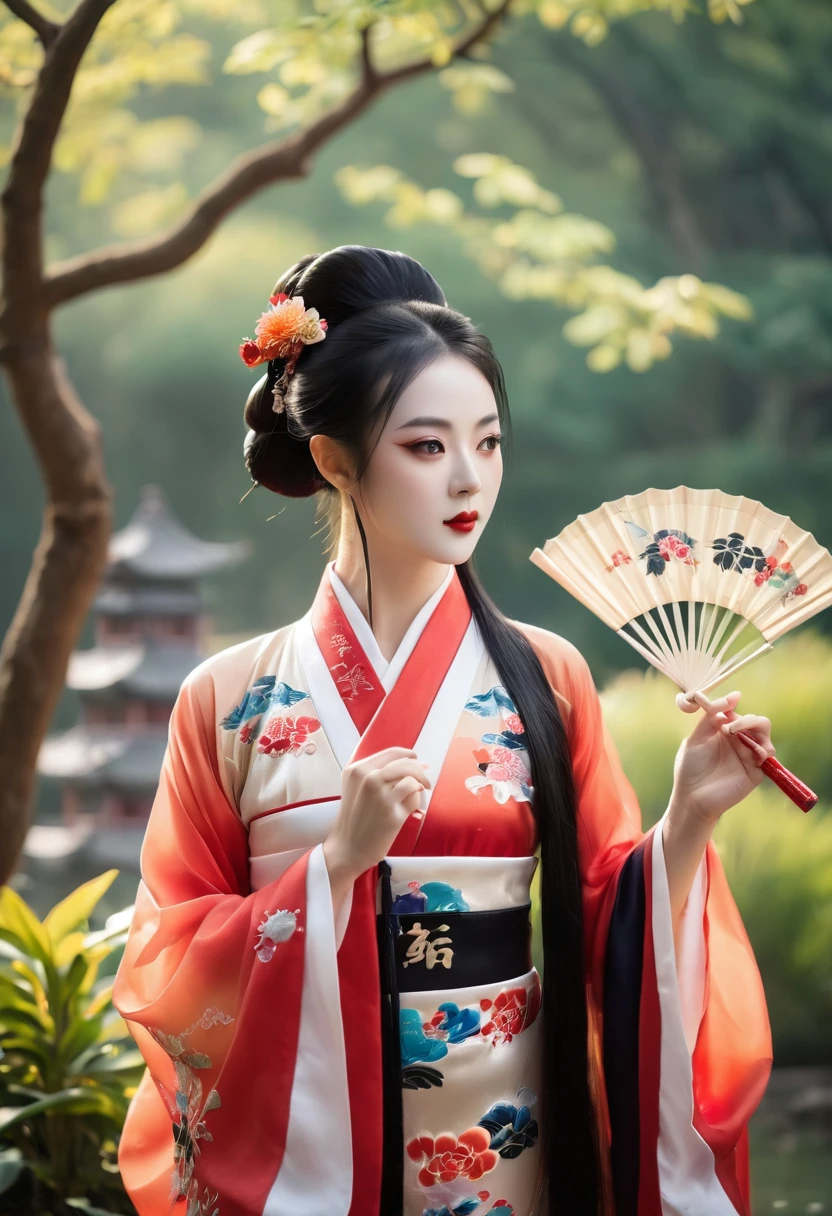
[0,874,142,1211]
[600,629,832,1063]
[337,155,751,369]
[532,0,755,46]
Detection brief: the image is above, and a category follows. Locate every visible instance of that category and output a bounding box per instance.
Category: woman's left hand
[671,691,776,824]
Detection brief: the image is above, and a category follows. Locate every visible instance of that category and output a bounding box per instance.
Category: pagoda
[32,485,245,871]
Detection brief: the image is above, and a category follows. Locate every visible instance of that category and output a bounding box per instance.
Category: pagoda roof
[95,583,202,616]
[67,641,200,699]
[108,485,247,580]
[38,726,168,791]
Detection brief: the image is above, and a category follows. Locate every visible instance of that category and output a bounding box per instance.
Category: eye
[479,434,502,452]
[408,439,444,455]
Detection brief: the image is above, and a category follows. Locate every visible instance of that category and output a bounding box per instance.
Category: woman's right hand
[322,747,431,898]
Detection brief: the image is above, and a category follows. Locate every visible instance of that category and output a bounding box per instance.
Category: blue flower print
[430,1001,481,1044]
[421,1199,515,1216]
[401,1008,447,1090]
[400,1009,449,1068]
[463,687,516,718]
[391,880,470,914]
[477,1093,539,1160]
[464,688,532,804]
[220,677,309,741]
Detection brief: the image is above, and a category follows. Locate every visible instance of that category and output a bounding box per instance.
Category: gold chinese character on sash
[402,922,454,971]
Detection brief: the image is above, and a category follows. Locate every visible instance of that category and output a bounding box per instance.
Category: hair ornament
[239,292,328,413]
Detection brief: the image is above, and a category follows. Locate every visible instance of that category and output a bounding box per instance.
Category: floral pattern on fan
[638,528,698,576]
[712,533,809,602]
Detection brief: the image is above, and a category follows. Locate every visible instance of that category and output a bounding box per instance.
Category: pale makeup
[353,353,503,570]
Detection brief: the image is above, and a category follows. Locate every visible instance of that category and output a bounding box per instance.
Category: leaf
[0,1147,25,1195]
[223,29,287,75]
[0,1087,123,1130]
[401,1064,444,1089]
[0,888,53,969]
[0,1004,49,1037]
[67,1200,128,1216]
[256,82,290,118]
[79,1049,146,1078]
[586,343,622,372]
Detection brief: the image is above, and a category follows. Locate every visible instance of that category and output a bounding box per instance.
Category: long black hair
[243,244,603,1213]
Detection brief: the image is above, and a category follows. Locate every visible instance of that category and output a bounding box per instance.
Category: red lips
[444,511,479,532]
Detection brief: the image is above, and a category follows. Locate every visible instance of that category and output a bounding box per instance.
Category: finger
[346,748,417,783]
[357,744,418,763]
[720,714,772,741]
[684,708,734,744]
[377,758,432,788]
[390,775,428,814]
[720,715,774,762]
[677,690,741,715]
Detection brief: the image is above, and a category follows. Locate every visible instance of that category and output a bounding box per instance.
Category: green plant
[0,871,142,1213]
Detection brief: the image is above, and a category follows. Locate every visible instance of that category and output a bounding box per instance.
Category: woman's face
[354,354,503,566]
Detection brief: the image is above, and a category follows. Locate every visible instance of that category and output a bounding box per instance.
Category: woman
[113,245,772,1216]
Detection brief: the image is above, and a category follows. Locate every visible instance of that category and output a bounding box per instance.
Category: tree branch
[3,0,60,49]
[44,0,514,306]
[359,23,377,90]
[1,0,116,316]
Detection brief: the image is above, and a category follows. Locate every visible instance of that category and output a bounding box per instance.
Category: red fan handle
[683,691,818,813]
[734,732,818,813]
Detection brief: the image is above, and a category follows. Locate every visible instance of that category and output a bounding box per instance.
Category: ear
[309,434,357,493]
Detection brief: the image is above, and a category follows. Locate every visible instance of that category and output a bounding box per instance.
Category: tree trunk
[0,334,111,887]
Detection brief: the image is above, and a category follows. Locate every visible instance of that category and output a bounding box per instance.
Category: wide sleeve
[537,632,772,1216]
[112,667,349,1216]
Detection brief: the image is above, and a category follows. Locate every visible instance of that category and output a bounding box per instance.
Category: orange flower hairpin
[239,292,328,413]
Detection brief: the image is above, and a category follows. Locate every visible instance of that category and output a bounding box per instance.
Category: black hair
[242,244,603,1213]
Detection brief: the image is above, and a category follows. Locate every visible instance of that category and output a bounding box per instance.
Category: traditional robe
[112,561,771,1216]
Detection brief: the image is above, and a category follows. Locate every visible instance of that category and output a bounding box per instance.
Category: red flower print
[238,724,255,745]
[258,713,321,757]
[754,567,772,586]
[488,747,527,783]
[505,712,524,735]
[406,1127,499,1187]
[658,534,691,562]
[605,549,633,572]
[480,979,541,1046]
[794,583,808,596]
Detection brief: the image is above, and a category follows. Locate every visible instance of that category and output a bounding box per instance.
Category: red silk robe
[112,561,771,1216]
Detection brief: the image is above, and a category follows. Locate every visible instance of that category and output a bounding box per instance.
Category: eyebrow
[395,412,500,430]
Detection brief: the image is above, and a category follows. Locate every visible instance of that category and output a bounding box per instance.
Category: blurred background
[1,0,831,1210]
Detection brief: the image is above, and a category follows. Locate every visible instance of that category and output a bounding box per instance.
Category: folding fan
[531,487,832,812]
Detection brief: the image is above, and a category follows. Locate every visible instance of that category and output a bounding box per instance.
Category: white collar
[327,560,454,692]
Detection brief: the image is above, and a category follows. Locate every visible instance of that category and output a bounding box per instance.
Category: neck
[332,511,452,663]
